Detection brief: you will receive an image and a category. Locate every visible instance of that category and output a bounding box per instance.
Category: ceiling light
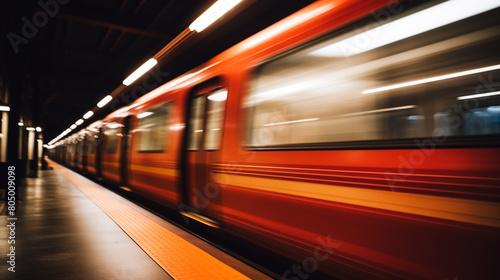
[0,105,10,111]
[36,127,42,132]
[83,111,94,119]
[70,124,77,129]
[189,0,243,32]
[123,58,158,86]
[97,95,112,108]
[75,119,84,126]
[18,122,24,126]
[26,127,35,131]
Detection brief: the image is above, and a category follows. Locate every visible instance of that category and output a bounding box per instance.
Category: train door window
[204,89,227,150]
[244,1,500,148]
[86,135,95,154]
[136,102,171,152]
[188,96,206,150]
[105,123,122,154]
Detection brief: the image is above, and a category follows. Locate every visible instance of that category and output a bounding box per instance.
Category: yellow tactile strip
[49,159,250,280]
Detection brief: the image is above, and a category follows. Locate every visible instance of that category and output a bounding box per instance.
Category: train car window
[86,135,96,154]
[76,140,82,152]
[244,1,500,148]
[136,102,171,152]
[204,89,227,150]
[188,96,206,150]
[104,123,121,154]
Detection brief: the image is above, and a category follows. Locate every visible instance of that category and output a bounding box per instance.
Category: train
[49,0,500,279]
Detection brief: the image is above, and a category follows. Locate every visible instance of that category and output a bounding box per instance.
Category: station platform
[0,161,272,280]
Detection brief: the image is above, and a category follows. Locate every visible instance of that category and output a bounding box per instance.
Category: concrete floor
[0,169,172,280]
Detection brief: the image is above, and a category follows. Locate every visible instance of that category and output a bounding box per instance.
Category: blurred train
[49,0,500,279]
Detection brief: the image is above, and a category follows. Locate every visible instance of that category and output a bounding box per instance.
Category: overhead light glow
[458,91,500,100]
[0,105,10,111]
[138,111,153,119]
[189,0,243,32]
[123,58,158,86]
[208,90,228,102]
[70,124,77,129]
[107,122,122,129]
[362,64,500,94]
[75,119,84,126]
[488,106,500,112]
[27,127,35,131]
[83,111,94,119]
[339,105,416,117]
[36,127,42,132]
[264,118,319,127]
[97,95,113,108]
[18,122,24,126]
[311,0,500,57]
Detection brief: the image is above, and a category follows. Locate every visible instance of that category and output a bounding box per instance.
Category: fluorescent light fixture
[75,119,84,126]
[97,95,113,108]
[137,111,153,119]
[0,105,10,111]
[265,118,319,127]
[36,127,42,132]
[189,0,242,32]
[18,122,24,126]
[208,90,228,102]
[363,64,500,94]
[27,127,35,131]
[43,144,48,148]
[83,111,94,119]
[123,58,158,86]
[311,0,500,57]
[70,124,77,129]
[458,91,500,100]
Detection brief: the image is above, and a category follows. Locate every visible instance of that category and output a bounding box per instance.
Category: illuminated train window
[245,1,500,148]
[205,89,228,150]
[136,102,171,152]
[188,96,206,151]
[104,123,122,154]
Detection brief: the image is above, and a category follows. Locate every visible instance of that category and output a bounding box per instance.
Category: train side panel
[127,91,184,207]
[212,0,500,278]
[101,120,123,185]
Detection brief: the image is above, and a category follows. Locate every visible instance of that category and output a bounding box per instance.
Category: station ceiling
[1,0,314,142]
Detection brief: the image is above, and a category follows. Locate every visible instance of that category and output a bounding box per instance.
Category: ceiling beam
[57,13,166,39]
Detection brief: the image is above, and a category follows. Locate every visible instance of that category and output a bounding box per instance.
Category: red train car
[52,0,500,278]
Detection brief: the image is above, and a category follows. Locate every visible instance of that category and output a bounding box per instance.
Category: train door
[82,138,88,173]
[183,84,228,223]
[120,116,133,187]
[96,127,103,178]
